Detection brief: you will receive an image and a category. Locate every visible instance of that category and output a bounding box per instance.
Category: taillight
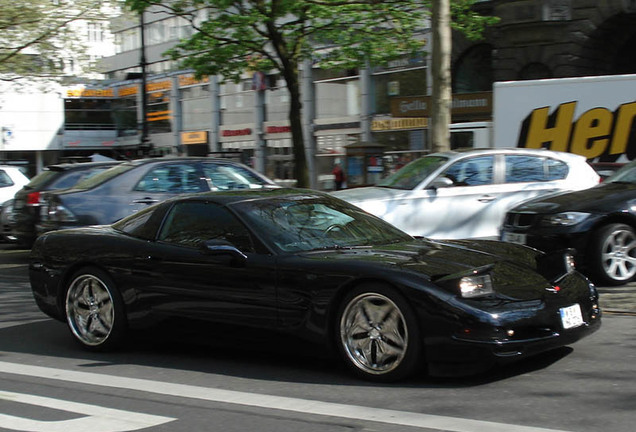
[26,191,41,206]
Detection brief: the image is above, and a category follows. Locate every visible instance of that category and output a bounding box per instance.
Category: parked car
[1,199,16,242]
[0,165,30,206]
[29,188,601,381]
[332,148,600,239]
[11,161,121,247]
[37,157,279,236]
[501,159,636,286]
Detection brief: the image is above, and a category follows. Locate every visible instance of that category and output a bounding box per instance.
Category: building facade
[3,1,636,185]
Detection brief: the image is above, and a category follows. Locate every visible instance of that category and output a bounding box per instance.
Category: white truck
[489,74,636,162]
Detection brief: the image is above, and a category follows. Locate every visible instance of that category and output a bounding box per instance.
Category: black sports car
[502,159,636,286]
[29,189,601,381]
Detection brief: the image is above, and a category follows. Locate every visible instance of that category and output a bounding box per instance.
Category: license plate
[560,304,584,329]
[502,231,526,244]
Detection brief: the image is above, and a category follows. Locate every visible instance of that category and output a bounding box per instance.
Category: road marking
[0,390,174,432]
[0,360,570,432]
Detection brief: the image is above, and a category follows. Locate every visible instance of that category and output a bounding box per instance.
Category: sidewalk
[597,285,636,315]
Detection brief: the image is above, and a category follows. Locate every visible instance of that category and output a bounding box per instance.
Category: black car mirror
[201,239,248,267]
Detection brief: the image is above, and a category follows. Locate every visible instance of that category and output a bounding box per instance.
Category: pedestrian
[332,163,346,190]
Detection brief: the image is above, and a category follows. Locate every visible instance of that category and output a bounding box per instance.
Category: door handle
[478,195,497,203]
[132,198,159,205]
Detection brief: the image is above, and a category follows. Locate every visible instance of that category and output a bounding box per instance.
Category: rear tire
[335,283,422,382]
[588,223,636,286]
[65,267,126,351]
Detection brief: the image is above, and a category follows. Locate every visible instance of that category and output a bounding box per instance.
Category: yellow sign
[179,74,209,87]
[66,88,115,98]
[118,85,138,97]
[181,131,208,145]
[371,117,428,131]
[520,101,636,159]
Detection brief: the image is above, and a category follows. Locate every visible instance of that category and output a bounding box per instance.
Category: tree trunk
[284,64,309,188]
[431,0,452,153]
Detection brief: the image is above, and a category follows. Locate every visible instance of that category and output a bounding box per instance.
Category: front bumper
[423,272,601,376]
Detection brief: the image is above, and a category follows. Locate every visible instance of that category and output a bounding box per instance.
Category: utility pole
[139,9,152,155]
[431,0,452,152]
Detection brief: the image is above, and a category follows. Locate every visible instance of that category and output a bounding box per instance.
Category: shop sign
[266,125,292,134]
[221,127,253,138]
[66,87,115,98]
[179,74,209,87]
[118,85,138,97]
[181,131,208,145]
[147,80,172,92]
[371,117,428,131]
[390,92,492,118]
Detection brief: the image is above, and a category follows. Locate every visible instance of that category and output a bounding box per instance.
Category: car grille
[504,212,538,228]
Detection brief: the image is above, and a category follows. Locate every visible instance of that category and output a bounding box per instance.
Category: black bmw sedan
[502,160,636,286]
[30,189,600,381]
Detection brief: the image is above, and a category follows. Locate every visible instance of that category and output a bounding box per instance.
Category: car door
[384,155,502,239]
[144,200,278,328]
[476,154,571,235]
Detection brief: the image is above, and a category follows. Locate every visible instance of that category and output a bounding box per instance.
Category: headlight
[541,212,590,226]
[459,274,494,298]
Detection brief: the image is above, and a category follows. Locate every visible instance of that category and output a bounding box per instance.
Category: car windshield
[231,195,412,253]
[606,161,636,184]
[377,156,448,190]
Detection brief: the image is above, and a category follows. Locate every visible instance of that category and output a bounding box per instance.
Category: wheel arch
[324,276,427,352]
[56,261,126,317]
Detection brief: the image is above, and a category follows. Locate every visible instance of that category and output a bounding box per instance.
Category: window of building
[453,44,494,93]
[64,98,116,130]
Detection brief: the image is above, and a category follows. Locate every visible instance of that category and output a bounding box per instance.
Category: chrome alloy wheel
[65,274,115,347]
[339,293,408,375]
[601,228,636,282]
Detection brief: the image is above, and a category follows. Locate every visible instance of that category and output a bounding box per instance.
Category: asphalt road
[1,243,636,432]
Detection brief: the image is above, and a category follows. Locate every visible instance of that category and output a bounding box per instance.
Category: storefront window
[112,96,137,137]
[265,80,289,122]
[373,68,427,114]
[181,85,211,131]
[220,82,255,124]
[64,99,116,130]
[315,76,360,119]
[147,90,171,134]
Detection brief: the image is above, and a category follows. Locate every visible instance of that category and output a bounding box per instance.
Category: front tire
[336,284,421,382]
[65,267,126,350]
[589,223,636,286]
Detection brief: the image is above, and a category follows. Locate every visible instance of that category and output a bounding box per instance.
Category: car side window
[443,156,494,186]
[135,164,205,193]
[505,155,545,182]
[545,158,569,180]
[201,162,267,190]
[158,201,254,252]
[505,156,569,182]
[0,170,12,187]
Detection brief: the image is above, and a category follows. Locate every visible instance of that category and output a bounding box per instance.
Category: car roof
[119,156,245,167]
[168,188,325,206]
[44,161,120,171]
[429,147,587,162]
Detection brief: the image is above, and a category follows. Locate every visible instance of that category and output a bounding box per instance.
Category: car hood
[301,238,555,300]
[512,182,636,214]
[331,186,412,203]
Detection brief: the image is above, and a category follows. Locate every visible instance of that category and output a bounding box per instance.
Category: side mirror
[201,239,248,266]
[430,176,454,189]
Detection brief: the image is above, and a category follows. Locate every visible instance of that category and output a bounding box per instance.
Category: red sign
[222,128,252,137]
[266,126,291,134]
